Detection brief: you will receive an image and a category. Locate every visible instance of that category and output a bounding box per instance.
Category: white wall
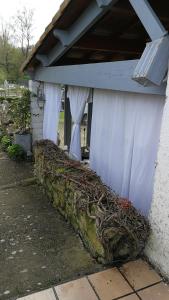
[29,80,44,143]
[146,77,169,278]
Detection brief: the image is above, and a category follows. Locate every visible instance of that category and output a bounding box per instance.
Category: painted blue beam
[48,0,118,66]
[36,54,49,67]
[129,0,167,40]
[53,29,69,47]
[96,0,113,8]
[34,61,166,96]
[133,36,169,86]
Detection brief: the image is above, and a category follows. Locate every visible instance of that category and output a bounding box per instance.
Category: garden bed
[34,140,150,264]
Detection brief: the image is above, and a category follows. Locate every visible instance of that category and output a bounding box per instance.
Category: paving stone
[55,277,98,300]
[18,288,56,300]
[138,282,169,300]
[120,259,162,290]
[120,295,140,300]
[88,268,133,300]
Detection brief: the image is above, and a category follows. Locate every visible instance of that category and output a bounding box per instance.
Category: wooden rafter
[74,36,144,55]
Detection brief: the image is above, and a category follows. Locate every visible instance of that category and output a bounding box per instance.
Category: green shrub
[1,135,12,150]
[7,144,25,160]
[0,96,17,103]
[10,89,31,134]
[0,130,5,142]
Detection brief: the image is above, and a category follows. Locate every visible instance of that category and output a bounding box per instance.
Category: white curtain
[68,86,90,160]
[90,89,164,216]
[43,83,62,144]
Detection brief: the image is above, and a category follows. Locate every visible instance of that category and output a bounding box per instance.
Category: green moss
[78,213,104,258]
[56,167,66,174]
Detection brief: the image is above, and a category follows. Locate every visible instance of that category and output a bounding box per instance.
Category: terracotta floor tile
[138,282,169,300]
[18,288,56,300]
[120,259,162,290]
[120,295,140,300]
[88,268,133,300]
[55,277,98,300]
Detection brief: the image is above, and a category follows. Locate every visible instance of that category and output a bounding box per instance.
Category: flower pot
[14,133,32,153]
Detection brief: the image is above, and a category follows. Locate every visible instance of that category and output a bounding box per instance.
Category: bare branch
[12,7,34,58]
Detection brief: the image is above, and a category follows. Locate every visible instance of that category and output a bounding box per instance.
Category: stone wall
[29,80,44,143]
[34,140,149,265]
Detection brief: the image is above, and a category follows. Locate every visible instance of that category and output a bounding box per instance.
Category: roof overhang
[22,0,169,87]
[22,0,118,71]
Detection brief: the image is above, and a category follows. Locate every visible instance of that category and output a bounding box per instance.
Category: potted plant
[11,89,32,153]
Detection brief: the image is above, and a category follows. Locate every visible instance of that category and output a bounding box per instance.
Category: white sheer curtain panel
[67,86,90,160]
[90,89,164,216]
[43,83,62,144]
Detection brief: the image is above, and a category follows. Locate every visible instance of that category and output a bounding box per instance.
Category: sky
[0,0,63,43]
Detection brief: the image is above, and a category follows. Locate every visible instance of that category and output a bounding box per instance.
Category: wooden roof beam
[36,54,49,67]
[96,0,112,8]
[129,0,169,86]
[129,0,167,40]
[34,60,166,96]
[45,0,119,66]
[53,29,69,47]
[133,35,169,86]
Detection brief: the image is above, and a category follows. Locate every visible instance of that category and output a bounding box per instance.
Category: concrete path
[0,151,102,300]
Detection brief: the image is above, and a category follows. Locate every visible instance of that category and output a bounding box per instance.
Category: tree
[0,22,25,82]
[13,7,34,58]
[0,7,34,83]
[0,69,6,83]
[0,21,13,76]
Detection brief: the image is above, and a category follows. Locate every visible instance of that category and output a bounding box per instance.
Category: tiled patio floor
[17,259,169,300]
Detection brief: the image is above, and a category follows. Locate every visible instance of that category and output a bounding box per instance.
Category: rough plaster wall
[29,80,44,143]
[145,78,169,278]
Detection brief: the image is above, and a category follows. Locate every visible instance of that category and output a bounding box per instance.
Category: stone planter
[14,133,32,153]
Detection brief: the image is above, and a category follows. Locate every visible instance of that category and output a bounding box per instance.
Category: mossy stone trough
[34,140,150,264]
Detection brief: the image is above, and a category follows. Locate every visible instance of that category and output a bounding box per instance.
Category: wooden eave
[22,0,169,76]
[21,0,91,71]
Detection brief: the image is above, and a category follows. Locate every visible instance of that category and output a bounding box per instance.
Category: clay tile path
[17,259,169,300]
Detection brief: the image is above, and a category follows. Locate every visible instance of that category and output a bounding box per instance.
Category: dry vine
[34,140,150,263]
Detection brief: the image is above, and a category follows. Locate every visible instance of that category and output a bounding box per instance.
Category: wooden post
[64,87,72,149]
[87,102,93,147]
